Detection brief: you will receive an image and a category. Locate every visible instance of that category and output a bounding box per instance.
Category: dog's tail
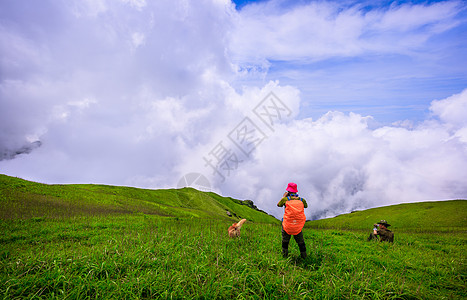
[235,218,247,229]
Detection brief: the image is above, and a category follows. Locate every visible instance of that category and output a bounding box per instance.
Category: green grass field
[1,175,466,299]
[305,200,467,232]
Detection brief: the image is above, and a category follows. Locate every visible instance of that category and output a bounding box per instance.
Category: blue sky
[231,0,467,124]
[1,0,466,219]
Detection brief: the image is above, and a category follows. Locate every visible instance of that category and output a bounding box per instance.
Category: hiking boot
[282,248,288,258]
[300,251,307,259]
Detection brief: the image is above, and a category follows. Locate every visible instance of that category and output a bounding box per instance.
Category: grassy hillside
[1,175,466,298]
[306,200,467,232]
[0,174,279,224]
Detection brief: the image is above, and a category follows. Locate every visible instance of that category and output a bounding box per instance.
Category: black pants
[281,226,306,256]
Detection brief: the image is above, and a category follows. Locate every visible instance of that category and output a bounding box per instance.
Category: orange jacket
[282,196,306,235]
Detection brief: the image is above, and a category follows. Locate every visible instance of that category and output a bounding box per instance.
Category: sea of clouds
[1,0,466,219]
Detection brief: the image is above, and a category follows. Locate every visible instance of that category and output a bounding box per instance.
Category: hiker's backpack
[282,196,306,235]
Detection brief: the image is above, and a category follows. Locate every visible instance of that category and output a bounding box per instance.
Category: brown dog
[228,219,246,238]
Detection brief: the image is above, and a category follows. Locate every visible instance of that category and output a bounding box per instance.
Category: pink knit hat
[286,182,298,193]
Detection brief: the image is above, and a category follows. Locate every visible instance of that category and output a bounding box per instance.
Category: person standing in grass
[277,182,308,259]
[368,220,394,242]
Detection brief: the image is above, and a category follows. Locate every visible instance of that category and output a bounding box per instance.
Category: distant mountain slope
[0,174,279,224]
[306,200,467,231]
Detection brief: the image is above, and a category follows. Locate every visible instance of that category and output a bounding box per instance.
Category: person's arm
[277,191,289,207]
[301,198,308,208]
[277,192,289,207]
[277,197,287,207]
[373,224,378,235]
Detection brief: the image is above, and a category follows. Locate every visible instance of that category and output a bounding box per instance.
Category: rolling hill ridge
[1,174,465,231]
[0,174,279,223]
[305,199,467,232]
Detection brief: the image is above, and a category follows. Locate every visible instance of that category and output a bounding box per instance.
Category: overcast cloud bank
[1,0,466,219]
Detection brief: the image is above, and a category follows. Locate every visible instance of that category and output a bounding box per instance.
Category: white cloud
[131,32,146,49]
[121,0,147,11]
[72,0,108,17]
[374,1,461,32]
[430,88,467,128]
[216,90,467,219]
[229,0,464,64]
[0,0,466,221]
